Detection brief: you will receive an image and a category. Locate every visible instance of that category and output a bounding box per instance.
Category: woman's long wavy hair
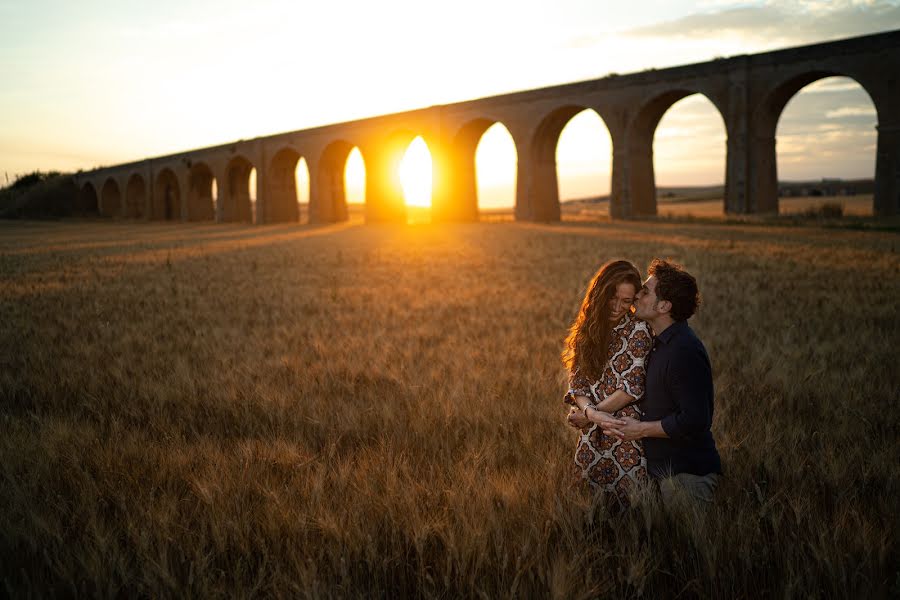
[562,260,642,381]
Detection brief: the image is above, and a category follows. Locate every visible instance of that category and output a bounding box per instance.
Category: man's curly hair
[648,259,701,322]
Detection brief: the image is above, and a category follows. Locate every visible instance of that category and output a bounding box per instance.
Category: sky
[1,0,897,206]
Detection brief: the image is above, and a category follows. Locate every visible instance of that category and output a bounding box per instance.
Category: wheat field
[1,218,898,598]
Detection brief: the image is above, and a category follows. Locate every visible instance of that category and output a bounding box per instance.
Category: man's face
[633,275,659,320]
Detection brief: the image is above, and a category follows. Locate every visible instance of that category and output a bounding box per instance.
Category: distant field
[1,219,898,597]
[561,194,876,220]
[660,194,875,218]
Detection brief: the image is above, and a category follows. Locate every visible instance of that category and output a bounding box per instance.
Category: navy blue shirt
[640,320,722,478]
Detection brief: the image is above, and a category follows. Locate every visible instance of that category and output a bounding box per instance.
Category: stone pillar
[213,166,226,223]
[626,127,657,217]
[748,133,779,214]
[264,156,301,224]
[222,161,253,223]
[724,132,749,214]
[513,152,531,221]
[307,156,330,224]
[309,152,350,224]
[514,139,561,222]
[254,152,267,225]
[723,62,751,214]
[431,141,477,222]
[363,144,407,224]
[607,120,630,219]
[178,169,190,222]
[874,123,900,217]
[117,177,127,218]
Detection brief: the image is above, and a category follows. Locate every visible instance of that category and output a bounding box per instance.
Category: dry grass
[1,218,898,598]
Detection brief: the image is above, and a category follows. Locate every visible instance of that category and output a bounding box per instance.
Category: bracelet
[583,404,595,417]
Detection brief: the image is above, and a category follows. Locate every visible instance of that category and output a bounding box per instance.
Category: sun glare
[295,158,310,204]
[399,137,433,207]
[345,147,365,204]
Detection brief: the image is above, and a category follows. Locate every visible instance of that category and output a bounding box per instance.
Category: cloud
[826,106,879,118]
[619,1,900,46]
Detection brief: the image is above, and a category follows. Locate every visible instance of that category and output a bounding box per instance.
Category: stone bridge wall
[75,30,900,222]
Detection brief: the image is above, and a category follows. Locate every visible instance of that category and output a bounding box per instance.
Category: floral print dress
[565,311,653,510]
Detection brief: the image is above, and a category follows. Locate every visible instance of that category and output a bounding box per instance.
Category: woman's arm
[591,389,635,414]
[570,394,593,411]
[584,391,630,428]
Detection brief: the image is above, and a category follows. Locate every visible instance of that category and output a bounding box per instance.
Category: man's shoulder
[671,322,704,346]
[670,324,711,365]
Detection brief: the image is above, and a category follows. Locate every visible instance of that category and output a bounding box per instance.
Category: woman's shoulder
[619,311,650,333]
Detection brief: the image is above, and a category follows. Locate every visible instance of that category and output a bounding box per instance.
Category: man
[603,259,722,506]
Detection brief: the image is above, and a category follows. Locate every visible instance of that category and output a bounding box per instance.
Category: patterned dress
[565,311,653,511]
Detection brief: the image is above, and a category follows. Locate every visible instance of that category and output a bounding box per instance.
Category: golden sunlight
[475,123,517,209]
[400,136,433,207]
[345,147,366,204]
[295,158,310,204]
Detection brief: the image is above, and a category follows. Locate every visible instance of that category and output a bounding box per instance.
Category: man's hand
[566,407,591,430]
[603,416,644,441]
[586,408,626,430]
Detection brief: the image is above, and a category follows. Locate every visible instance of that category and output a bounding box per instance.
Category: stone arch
[152,168,181,221]
[125,174,147,218]
[187,162,216,221]
[530,106,614,221]
[754,71,882,214]
[77,181,99,214]
[267,147,303,223]
[313,140,356,223]
[222,156,254,222]
[100,178,122,217]
[440,118,517,221]
[628,90,728,216]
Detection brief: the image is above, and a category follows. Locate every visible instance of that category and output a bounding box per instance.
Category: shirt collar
[655,320,689,345]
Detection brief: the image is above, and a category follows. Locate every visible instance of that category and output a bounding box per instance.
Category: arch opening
[400,136,433,224]
[530,106,612,221]
[345,147,365,206]
[652,93,727,218]
[557,109,612,206]
[77,182,99,214]
[627,90,727,217]
[774,76,877,216]
[100,178,122,218]
[313,140,356,223]
[296,158,310,220]
[445,120,517,222]
[475,123,516,217]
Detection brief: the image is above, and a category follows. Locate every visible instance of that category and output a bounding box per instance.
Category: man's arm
[658,345,713,440]
[603,417,667,441]
[605,342,713,442]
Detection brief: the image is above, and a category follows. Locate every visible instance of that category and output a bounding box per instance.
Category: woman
[562,260,653,511]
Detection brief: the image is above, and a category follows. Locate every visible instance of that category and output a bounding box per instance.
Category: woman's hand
[566,407,591,429]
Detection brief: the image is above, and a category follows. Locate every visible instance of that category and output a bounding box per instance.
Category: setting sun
[400,136,433,207]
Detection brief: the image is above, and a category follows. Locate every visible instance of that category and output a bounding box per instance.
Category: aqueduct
[75,30,900,222]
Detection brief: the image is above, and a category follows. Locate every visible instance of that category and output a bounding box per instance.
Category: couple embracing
[563,259,721,511]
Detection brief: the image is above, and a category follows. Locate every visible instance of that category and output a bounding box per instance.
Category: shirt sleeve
[659,344,714,440]
[564,369,593,406]
[617,319,652,401]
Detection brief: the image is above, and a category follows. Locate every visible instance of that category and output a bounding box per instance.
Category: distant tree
[0,171,88,219]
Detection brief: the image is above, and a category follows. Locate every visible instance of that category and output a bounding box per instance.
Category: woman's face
[608,282,636,322]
